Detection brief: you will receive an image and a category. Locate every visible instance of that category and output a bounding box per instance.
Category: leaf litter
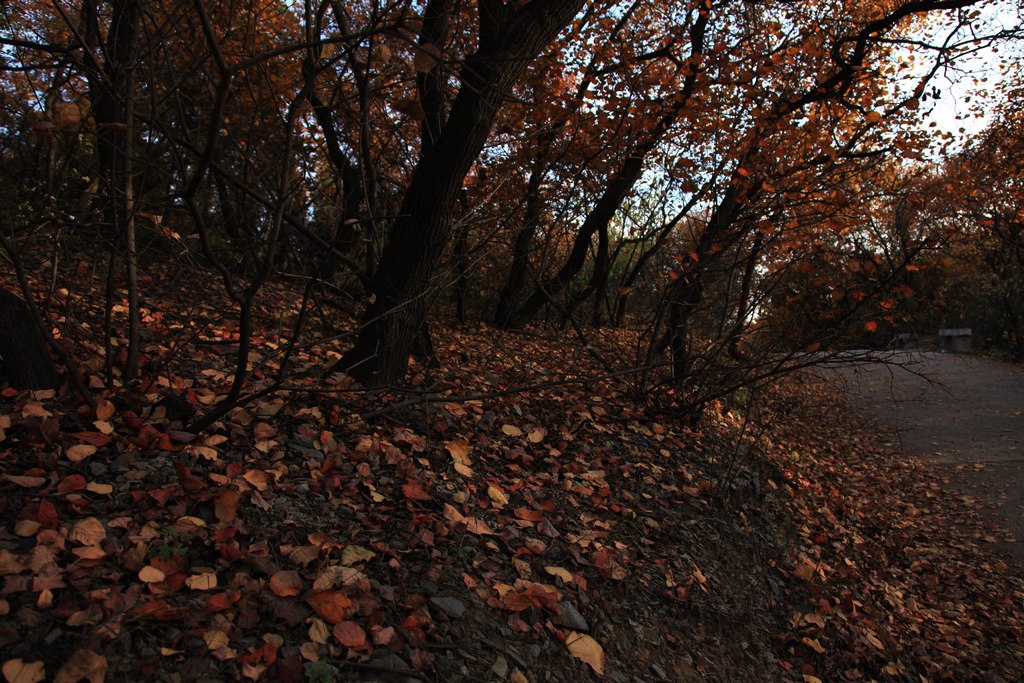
[0,265,1022,681]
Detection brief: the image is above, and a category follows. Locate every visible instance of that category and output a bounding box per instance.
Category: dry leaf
[185,573,218,590]
[95,400,115,421]
[305,591,353,624]
[341,545,376,566]
[270,570,302,597]
[66,444,97,462]
[544,566,573,582]
[332,621,367,648]
[3,475,46,488]
[54,650,106,683]
[2,659,45,683]
[69,518,106,547]
[138,566,166,583]
[203,629,229,650]
[487,485,509,508]
[566,631,604,675]
[501,424,523,437]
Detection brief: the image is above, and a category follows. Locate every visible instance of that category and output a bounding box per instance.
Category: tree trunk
[332,0,584,386]
[0,288,59,390]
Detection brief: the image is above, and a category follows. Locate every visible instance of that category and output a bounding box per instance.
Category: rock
[429,596,466,619]
[555,601,589,631]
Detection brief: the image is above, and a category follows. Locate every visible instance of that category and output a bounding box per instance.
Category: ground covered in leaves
[1,264,1022,682]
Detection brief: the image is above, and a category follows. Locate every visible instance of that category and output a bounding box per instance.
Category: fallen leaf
[3,475,46,488]
[69,518,106,547]
[566,631,604,675]
[487,484,509,508]
[305,591,353,624]
[66,444,97,462]
[402,480,431,501]
[332,621,367,648]
[138,566,167,583]
[270,570,302,597]
[54,650,106,683]
[501,424,523,437]
[341,545,376,566]
[85,482,113,495]
[544,566,573,582]
[0,550,27,575]
[2,659,45,683]
[185,573,218,590]
[95,400,115,421]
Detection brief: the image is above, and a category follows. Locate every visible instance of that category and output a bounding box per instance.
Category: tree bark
[332,0,584,386]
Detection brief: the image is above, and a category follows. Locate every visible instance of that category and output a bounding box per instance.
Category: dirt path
[835,352,1024,562]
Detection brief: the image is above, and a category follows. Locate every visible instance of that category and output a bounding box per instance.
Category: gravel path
[836,352,1024,562]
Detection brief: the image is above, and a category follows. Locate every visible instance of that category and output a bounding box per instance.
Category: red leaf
[57,475,88,494]
[36,499,59,528]
[70,432,113,447]
[206,591,241,613]
[402,480,432,501]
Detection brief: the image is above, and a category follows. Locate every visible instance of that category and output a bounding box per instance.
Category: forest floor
[1,258,1023,682]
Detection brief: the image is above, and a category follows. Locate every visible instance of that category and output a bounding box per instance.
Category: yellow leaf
[501,424,523,437]
[85,482,113,495]
[527,428,546,443]
[93,420,114,434]
[2,658,45,683]
[544,566,573,582]
[487,485,509,508]
[566,632,604,675]
[866,110,884,124]
[203,630,229,650]
[185,573,218,591]
[341,545,376,566]
[308,618,330,645]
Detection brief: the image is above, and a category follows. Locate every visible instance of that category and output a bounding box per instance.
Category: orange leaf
[863,321,879,333]
[95,400,115,421]
[66,445,97,462]
[138,566,166,583]
[332,621,367,648]
[242,470,270,491]
[269,570,302,597]
[305,591,353,624]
